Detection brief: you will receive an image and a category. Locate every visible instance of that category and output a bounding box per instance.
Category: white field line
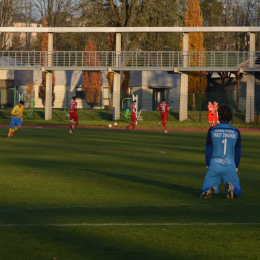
[1,223,260,227]
[0,204,259,212]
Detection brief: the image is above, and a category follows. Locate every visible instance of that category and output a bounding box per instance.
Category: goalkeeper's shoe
[69,130,72,134]
[225,182,234,199]
[200,187,217,198]
[72,125,75,131]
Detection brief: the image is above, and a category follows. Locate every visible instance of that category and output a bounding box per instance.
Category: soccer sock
[8,128,13,135]
[74,122,79,127]
[127,123,133,128]
[13,127,18,132]
[161,122,166,130]
[70,123,73,130]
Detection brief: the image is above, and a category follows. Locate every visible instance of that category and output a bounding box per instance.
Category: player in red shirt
[213,100,219,125]
[157,98,170,133]
[126,101,137,131]
[208,101,214,127]
[69,96,79,133]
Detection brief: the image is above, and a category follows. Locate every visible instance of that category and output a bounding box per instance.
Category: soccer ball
[108,124,112,128]
[114,123,117,126]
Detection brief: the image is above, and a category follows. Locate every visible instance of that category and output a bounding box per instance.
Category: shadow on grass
[168,111,179,121]
[52,110,67,122]
[233,112,245,122]
[84,169,201,198]
[35,110,45,120]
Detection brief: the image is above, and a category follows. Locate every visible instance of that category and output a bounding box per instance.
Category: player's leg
[73,115,79,130]
[127,116,134,130]
[126,122,133,130]
[13,118,22,135]
[8,117,16,138]
[132,116,137,131]
[201,168,221,198]
[222,169,242,198]
[69,118,74,133]
[161,115,168,133]
[161,121,168,133]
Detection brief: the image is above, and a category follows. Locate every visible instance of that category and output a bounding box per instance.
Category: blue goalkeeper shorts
[202,159,242,197]
[9,117,21,128]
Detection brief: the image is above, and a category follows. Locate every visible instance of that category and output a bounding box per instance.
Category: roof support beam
[45,32,53,120]
[1,27,260,33]
[112,33,121,121]
[179,33,189,121]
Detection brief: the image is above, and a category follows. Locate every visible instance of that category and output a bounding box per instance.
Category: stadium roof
[0,27,260,33]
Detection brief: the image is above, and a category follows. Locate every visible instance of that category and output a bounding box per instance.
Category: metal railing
[0,51,259,71]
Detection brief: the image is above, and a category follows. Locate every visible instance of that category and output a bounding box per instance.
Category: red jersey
[214,105,219,122]
[208,105,214,115]
[69,101,78,114]
[130,105,136,115]
[214,105,218,115]
[208,104,214,122]
[157,102,169,114]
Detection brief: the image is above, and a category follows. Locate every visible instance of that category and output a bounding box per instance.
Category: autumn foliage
[121,71,130,100]
[82,37,101,108]
[39,19,56,107]
[183,0,207,109]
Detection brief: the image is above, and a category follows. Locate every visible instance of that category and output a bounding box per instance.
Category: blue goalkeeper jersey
[205,122,241,168]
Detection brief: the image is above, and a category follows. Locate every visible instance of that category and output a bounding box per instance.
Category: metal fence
[186,91,260,125]
[1,51,260,71]
[0,89,259,125]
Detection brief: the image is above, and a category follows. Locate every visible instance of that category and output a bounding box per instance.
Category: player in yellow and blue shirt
[8,101,24,138]
[200,105,242,199]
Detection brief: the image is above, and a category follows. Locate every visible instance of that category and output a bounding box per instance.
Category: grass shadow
[84,169,201,198]
[168,111,179,121]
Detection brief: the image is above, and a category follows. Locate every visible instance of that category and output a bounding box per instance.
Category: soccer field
[0,127,260,260]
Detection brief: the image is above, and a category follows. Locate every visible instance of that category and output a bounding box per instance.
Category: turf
[0,128,260,260]
[0,108,259,128]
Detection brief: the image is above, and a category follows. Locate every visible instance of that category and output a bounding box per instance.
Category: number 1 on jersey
[222,139,227,155]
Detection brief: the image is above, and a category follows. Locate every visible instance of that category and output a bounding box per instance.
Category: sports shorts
[131,114,137,123]
[9,117,21,128]
[202,159,242,197]
[70,113,79,122]
[161,114,167,122]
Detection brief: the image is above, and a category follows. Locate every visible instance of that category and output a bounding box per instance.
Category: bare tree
[0,0,18,50]
[32,0,79,26]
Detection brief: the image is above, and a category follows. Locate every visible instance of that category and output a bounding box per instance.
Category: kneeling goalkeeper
[200,105,242,199]
[8,101,24,138]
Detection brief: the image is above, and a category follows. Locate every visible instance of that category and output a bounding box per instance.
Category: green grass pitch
[0,127,260,260]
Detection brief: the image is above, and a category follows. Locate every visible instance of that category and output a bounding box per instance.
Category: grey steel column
[112,33,121,121]
[179,33,189,121]
[45,32,53,120]
[246,33,255,123]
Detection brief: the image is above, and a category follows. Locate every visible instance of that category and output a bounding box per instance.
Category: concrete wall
[14,70,182,110]
[15,70,110,109]
[0,70,14,80]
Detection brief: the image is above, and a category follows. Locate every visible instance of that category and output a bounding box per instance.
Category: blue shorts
[9,117,21,128]
[202,159,242,197]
